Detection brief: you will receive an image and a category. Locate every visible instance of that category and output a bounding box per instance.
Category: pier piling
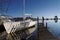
[46,22,47,29]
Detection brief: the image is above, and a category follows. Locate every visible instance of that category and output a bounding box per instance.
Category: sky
[2,0,60,18]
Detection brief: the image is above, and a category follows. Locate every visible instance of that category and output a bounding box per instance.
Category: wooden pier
[38,23,57,40]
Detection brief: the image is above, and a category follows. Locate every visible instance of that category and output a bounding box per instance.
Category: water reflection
[54,19,58,23]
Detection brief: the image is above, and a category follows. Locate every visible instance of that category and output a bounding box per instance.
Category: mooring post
[42,16,44,26]
[37,17,39,26]
[46,22,47,29]
[37,17,39,40]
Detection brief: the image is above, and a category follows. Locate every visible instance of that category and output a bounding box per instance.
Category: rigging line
[5,0,13,18]
[5,0,11,14]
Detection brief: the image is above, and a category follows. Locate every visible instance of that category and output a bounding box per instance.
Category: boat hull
[3,21,37,34]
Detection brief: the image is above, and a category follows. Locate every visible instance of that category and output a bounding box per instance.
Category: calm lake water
[44,20,60,39]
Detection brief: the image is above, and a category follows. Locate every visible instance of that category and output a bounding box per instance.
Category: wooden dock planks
[38,23,57,40]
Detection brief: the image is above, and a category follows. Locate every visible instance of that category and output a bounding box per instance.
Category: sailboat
[3,16,37,33]
[0,0,37,39]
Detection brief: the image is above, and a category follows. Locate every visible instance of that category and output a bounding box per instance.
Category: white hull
[3,20,37,34]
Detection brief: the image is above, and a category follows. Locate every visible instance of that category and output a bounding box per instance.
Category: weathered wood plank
[38,23,57,40]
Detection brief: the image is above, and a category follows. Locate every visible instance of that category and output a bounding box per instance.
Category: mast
[5,0,10,14]
[23,0,25,17]
[23,0,32,18]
